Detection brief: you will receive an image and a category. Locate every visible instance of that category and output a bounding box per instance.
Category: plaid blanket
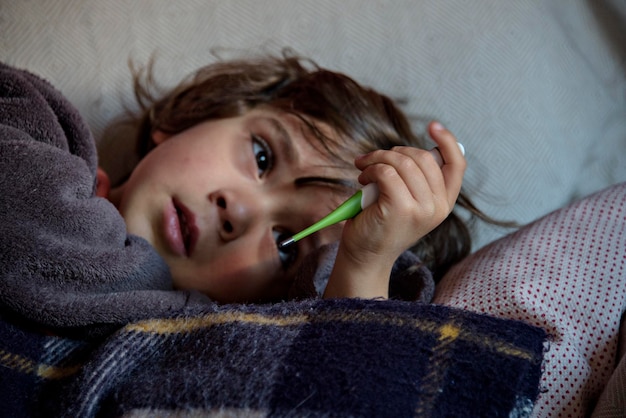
[2,298,546,417]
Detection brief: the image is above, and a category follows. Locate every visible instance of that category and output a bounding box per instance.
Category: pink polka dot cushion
[433,182,626,418]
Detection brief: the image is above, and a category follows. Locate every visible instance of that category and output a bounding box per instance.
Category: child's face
[115,108,352,303]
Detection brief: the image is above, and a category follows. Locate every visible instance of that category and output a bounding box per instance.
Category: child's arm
[323,122,466,299]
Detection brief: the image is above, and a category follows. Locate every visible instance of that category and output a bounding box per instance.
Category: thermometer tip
[278,237,295,249]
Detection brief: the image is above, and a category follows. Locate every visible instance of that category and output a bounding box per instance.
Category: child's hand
[323,121,466,299]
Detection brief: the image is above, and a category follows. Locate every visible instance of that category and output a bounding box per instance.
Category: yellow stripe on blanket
[438,323,460,340]
[124,309,536,362]
[125,311,309,334]
[0,348,81,379]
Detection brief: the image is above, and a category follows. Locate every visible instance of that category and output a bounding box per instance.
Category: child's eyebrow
[266,117,296,165]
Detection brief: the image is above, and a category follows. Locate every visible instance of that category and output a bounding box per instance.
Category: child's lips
[164,198,199,257]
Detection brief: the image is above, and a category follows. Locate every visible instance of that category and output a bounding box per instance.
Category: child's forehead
[249,107,324,136]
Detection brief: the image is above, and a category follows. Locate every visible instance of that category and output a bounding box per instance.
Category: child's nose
[212,190,260,242]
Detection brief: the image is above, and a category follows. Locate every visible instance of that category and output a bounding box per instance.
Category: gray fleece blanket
[0,63,547,417]
[0,62,212,338]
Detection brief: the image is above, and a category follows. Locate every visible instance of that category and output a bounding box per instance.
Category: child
[0,52,477,338]
[97,52,468,303]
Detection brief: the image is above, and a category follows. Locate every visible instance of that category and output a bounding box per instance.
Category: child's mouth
[176,206,190,254]
[172,199,198,257]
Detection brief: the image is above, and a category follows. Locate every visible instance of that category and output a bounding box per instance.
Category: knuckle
[369,149,388,160]
[376,164,397,179]
[390,145,409,153]
[397,156,416,173]
[416,150,436,165]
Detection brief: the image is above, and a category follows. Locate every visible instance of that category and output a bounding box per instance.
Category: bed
[1,1,625,416]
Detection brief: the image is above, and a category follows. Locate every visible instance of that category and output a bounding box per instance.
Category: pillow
[434,182,626,417]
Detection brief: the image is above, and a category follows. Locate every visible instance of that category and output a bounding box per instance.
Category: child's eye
[251,134,273,176]
[273,230,298,270]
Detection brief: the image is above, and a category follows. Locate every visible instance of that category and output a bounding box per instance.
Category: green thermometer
[278,143,464,249]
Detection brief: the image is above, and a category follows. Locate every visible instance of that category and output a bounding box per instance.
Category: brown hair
[120,50,511,282]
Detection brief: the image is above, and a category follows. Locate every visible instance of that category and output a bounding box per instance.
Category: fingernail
[432,121,445,131]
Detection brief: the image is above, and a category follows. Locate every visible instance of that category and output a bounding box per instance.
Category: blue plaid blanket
[1,299,546,417]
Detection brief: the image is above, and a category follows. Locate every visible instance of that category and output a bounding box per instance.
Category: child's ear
[152,130,171,145]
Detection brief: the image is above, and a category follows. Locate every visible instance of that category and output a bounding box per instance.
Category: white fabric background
[2,0,625,250]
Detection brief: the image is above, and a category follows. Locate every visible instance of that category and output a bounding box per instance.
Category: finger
[428,121,465,167]
[428,121,466,206]
[387,144,461,193]
[387,146,447,198]
[356,149,436,209]
[357,161,429,217]
[355,147,439,180]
